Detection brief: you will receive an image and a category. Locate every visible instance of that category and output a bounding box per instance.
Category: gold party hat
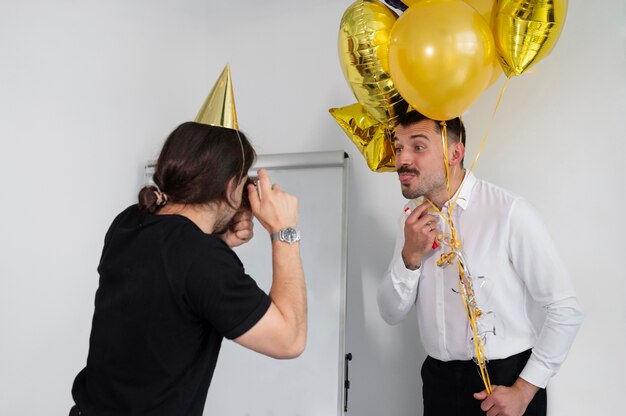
[195,64,238,130]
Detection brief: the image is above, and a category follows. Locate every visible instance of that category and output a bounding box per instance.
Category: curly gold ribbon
[422,79,511,395]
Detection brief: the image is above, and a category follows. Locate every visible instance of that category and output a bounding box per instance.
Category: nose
[396,149,412,168]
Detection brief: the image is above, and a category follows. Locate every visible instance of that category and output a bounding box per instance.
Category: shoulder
[181,230,243,269]
[111,204,141,225]
[162,224,247,296]
[103,205,141,244]
[471,178,541,225]
[472,178,521,206]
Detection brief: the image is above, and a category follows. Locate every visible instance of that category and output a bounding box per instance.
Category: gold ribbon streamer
[427,194,493,395]
[449,77,510,221]
[420,80,512,395]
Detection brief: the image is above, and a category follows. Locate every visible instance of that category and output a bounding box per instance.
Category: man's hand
[247,168,298,234]
[401,202,438,269]
[473,378,539,416]
[218,210,254,248]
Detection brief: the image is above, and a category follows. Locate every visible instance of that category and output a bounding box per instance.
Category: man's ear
[225,176,238,205]
[449,141,465,167]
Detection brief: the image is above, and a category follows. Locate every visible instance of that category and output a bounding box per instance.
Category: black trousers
[421,349,547,416]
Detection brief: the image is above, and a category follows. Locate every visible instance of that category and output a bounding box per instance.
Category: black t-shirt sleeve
[185,240,271,340]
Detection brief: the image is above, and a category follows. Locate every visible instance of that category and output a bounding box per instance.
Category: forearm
[268,241,307,354]
[513,377,539,403]
[507,198,584,387]
[520,297,584,387]
[377,252,420,325]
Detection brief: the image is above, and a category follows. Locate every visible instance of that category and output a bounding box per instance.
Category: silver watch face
[281,227,300,243]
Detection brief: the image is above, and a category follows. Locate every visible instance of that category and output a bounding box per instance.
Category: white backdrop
[0,1,624,415]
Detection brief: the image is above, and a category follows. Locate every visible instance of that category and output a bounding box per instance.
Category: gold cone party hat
[195,64,238,130]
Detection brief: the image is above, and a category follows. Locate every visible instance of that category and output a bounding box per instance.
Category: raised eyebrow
[393,134,430,142]
[410,134,430,141]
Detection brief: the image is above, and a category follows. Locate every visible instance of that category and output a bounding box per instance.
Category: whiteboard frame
[250,151,350,415]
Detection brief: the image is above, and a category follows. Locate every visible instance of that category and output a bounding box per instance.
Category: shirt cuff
[393,252,421,273]
[390,254,421,294]
[519,355,552,389]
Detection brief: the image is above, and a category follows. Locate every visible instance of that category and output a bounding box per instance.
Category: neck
[157,203,218,234]
[428,167,466,209]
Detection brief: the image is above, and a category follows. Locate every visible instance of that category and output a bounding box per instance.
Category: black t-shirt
[72,205,271,415]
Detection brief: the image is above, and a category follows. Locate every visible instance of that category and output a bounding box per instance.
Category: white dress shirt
[377,172,583,388]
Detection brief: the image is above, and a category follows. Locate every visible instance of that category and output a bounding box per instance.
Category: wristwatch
[270,227,301,244]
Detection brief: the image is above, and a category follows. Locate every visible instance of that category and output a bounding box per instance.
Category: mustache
[397,167,418,175]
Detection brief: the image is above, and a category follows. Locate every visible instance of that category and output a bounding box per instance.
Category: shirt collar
[405,171,477,212]
[447,170,476,211]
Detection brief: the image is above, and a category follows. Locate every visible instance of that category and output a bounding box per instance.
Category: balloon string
[458,261,492,395]
[441,121,452,201]
[424,199,491,394]
[467,77,509,177]
[431,123,459,245]
[449,77,510,220]
[424,79,510,397]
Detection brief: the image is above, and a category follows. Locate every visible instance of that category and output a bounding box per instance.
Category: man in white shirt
[377,111,583,416]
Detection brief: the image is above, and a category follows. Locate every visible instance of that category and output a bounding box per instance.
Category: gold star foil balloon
[195,64,238,130]
[338,0,408,127]
[329,103,396,172]
[494,0,568,77]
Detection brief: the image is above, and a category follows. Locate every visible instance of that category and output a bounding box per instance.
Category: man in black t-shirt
[71,122,306,416]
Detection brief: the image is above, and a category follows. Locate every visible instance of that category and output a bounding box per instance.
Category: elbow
[284,340,306,359]
[380,310,402,326]
[377,291,404,326]
[376,285,408,326]
[545,296,585,327]
[272,334,307,359]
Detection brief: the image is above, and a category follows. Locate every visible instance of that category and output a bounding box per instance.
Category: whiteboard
[150,151,349,415]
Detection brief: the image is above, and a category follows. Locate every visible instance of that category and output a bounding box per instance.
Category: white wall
[1,1,624,415]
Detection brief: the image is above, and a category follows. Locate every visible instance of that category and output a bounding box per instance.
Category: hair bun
[138,186,160,213]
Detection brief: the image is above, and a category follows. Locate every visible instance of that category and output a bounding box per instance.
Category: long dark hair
[138,122,256,213]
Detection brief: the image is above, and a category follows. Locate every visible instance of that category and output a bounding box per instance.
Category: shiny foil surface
[329,103,396,172]
[495,0,568,77]
[338,0,408,127]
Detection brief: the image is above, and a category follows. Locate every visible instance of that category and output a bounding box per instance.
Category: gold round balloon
[388,0,495,121]
[494,0,568,77]
[338,0,408,127]
[401,0,502,87]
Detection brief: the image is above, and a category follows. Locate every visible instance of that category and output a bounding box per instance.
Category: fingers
[234,228,253,242]
[475,386,505,415]
[406,202,439,232]
[476,391,494,413]
[407,214,437,234]
[231,209,253,222]
[257,168,272,197]
[247,183,261,213]
[474,390,488,400]
[254,169,283,198]
[423,220,435,231]
[405,201,431,224]
[231,218,253,232]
